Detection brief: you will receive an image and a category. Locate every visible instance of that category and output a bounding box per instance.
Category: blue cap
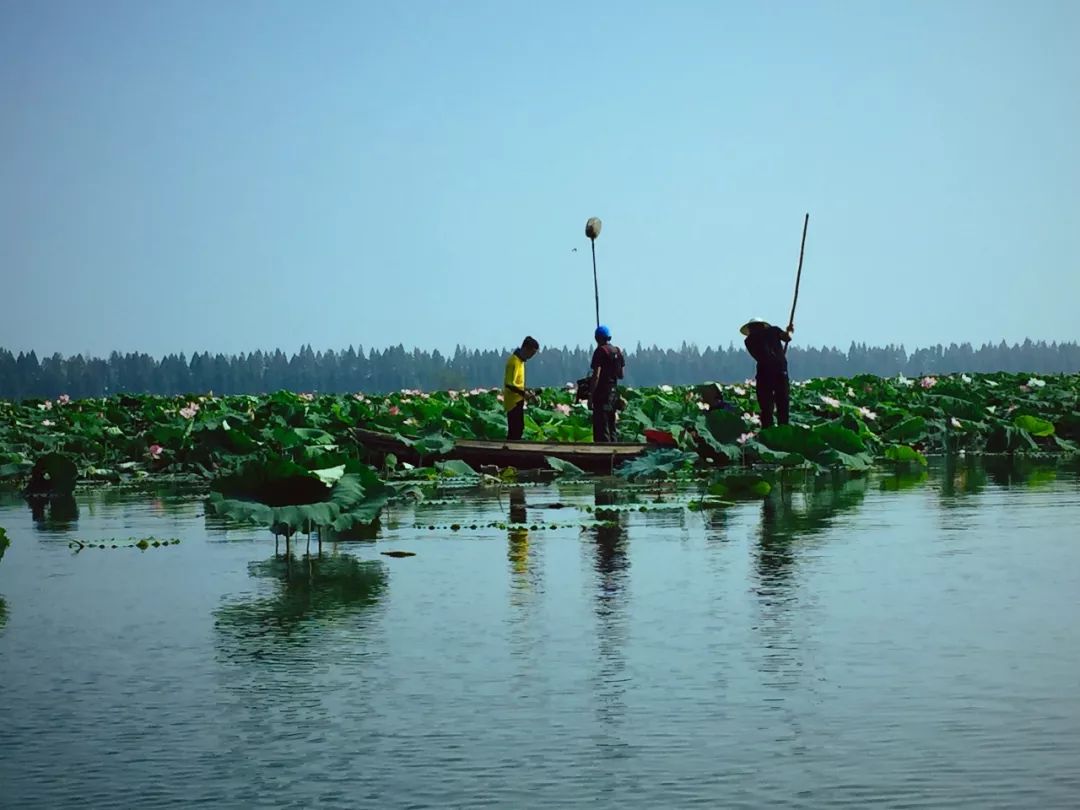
[595,325,612,340]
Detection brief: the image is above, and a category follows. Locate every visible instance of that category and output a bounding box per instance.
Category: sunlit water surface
[1,459,1078,808]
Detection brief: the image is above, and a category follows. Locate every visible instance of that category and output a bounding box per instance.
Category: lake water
[1,458,1079,808]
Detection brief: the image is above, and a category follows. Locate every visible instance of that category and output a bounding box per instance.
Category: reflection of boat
[353,427,649,475]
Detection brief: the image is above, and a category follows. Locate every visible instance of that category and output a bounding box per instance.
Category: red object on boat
[644,429,676,446]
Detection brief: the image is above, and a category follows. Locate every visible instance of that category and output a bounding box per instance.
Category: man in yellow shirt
[504,336,540,440]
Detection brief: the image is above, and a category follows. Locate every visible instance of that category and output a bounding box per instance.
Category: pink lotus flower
[388,405,400,416]
[743,412,761,426]
[42,419,55,427]
[744,378,756,388]
[298,392,314,401]
[554,403,572,416]
[950,417,962,429]
[496,393,504,402]
[737,432,756,445]
[57,394,71,405]
[858,406,877,421]
[149,444,163,459]
[820,395,841,408]
[920,376,937,389]
[732,386,746,396]
[353,393,367,402]
[1019,385,1030,393]
[179,405,198,419]
[39,400,53,411]
[696,401,710,411]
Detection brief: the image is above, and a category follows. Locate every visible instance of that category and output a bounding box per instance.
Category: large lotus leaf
[1013,415,1054,437]
[758,425,830,459]
[883,416,927,443]
[705,410,745,444]
[330,491,392,530]
[986,424,1039,453]
[435,459,480,477]
[813,422,867,454]
[882,444,928,467]
[0,460,33,479]
[816,448,872,470]
[924,395,986,421]
[211,457,330,505]
[751,444,809,467]
[545,456,585,477]
[690,417,740,462]
[311,465,346,487]
[206,493,275,525]
[412,430,455,456]
[622,407,655,430]
[614,448,696,479]
[293,427,337,445]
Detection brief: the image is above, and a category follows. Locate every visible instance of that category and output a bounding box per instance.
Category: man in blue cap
[587,324,625,442]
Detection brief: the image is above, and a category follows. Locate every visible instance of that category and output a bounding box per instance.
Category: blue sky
[2,1,1077,358]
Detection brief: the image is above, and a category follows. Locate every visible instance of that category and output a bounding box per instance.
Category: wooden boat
[352,427,650,474]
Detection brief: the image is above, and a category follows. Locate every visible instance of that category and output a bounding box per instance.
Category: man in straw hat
[741,317,795,428]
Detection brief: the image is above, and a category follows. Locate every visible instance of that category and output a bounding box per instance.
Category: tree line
[1,339,1078,400]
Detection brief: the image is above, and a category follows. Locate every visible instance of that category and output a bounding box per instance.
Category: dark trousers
[506,402,524,440]
[756,370,790,428]
[592,406,617,443]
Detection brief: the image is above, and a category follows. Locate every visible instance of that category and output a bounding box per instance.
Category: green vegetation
[1,372,1075,539]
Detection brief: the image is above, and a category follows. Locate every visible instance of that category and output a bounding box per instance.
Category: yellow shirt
[503,352,525,412]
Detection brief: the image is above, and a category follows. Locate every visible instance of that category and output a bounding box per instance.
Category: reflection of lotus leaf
[0,595,7,629]
[214,553,387,657]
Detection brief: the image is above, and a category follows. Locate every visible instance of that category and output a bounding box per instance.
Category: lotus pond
[1,457,1079,808]
[2,372,1078,540]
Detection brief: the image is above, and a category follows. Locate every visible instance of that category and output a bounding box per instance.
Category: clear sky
[2,0,1078,359]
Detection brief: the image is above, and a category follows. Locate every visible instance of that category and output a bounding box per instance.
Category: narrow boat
[352,427,650,474]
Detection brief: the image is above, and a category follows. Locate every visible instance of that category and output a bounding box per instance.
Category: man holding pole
[740,212,809,430]
[741,319,794,428]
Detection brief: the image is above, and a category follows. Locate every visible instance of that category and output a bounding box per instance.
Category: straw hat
[739,317,770,336]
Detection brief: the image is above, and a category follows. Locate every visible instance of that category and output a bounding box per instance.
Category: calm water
[1,459,1079,809]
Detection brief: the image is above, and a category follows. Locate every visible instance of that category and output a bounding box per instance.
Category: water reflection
[507,486,529,577]
[0,595,7,630]
[587,482,631,755]
[940,454,990,500]
[26,494,79,531]
[753,476,869,721]
[982,456,1060,489]
[215,552,387,661]
[756,476,869,595]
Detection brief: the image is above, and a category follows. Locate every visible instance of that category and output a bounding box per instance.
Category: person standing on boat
[504,336,540,440]
[741,317,794,428]
[588,325,625,442]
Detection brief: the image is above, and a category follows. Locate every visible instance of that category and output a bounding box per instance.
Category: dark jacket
[744,326,790,375]
[590,343,624,405]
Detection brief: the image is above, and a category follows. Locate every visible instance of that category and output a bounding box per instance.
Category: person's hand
[786,323,795,335]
